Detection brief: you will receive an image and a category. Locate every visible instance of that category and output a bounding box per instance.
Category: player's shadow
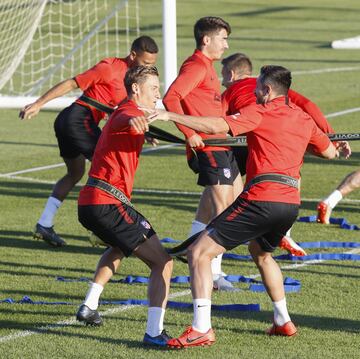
[0,180,80,201]
[299,201,360,215]
[212,309,360,334]
[0,230,103,255]
[0,259,96,276]
[303,151,360,167]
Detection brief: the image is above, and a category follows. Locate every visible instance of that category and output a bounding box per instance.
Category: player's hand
[145,135,159,147]
[138,106,169,122]
[129,116,149,133]
[19,102,41,120]
[187,133,205,149]
[336,141,351,159]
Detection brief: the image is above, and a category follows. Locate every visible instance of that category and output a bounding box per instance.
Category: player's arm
[153,104,262,135]
[289,89,351,158]
[19,79,78,120]
[163,62,206,142]
[308,123,338,159]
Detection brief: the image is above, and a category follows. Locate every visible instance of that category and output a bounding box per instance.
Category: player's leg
[193,151,239,291]
[249,202,299,336]
[317,169,360,224]
[134,234,173,345]
[167,231,223,348]
[77,246,124,326]
[77,203,134,326]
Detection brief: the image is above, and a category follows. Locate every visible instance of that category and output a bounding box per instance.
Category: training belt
[86,177,134,208]
[78,95,185,144]
[79,94,115,114]
[243,173,299,192]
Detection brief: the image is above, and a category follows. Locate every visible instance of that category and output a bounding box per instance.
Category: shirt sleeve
[288,89,334,133]
[308,120,332,153]
[163,61,207,139]
[224,104,263,136]
[74,60,113,91]
[110,107,144,133]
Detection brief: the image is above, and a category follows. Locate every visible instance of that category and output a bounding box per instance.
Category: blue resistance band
[56,275,300,293]
[223,252,360,261]
[298,215,359,230]
[0,296,260,311]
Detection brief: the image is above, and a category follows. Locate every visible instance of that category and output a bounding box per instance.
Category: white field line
[1,174,360,204]
[1,247,359,344]
[0,144,179,177]
[326,107,360,118]
[292,66,360,75]
[0,289,191,344]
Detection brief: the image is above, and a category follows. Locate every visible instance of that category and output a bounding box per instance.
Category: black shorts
[196,150,240,187]
[78,203,156,257]
[232,147,248,176]
[207,198,299,252]
[54,103,101,160]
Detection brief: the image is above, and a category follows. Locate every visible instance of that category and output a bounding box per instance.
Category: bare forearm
[35,79,78,106]
[167,112,229,134]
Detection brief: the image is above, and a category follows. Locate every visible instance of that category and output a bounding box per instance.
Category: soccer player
[76,66,173,346]
[317,169,360,223]
[19,36,158,247]
[221,52,351,256]
[163,16,239,290]
[152,65,338,346]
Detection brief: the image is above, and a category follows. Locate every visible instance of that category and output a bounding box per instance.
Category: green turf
[0,1,360,358]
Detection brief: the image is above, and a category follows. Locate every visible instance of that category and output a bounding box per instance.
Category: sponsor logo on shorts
[223,168,231,179]
[141,220,151,229]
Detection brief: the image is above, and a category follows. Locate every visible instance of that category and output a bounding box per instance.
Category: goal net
[0,0,139,108]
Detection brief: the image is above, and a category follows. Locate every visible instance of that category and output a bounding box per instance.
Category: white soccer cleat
[279,236,307,257]
[213,275,241,292]
[331,36,360,49]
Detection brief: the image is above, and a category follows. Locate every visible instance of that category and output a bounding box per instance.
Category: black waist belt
[79,95,115,114]
[244,174,299,192]
[86,177,134,208]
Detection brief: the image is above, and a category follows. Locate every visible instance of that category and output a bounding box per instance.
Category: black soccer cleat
[76,304,102,326]
[33,223,67,247]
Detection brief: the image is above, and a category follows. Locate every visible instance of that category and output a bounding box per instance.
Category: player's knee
[67,167,85,184]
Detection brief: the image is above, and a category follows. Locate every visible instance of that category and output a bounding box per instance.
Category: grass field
[0,1,360,358]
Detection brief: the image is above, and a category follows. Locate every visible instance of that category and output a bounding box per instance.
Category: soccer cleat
[317,201,332,224]
[213,275,241,292]
[143,329,172,346]
[33,223,66,247]
[167,326,215,348]
[266,321,297,337]
[279,236,307,257]
[76,304,102,326]
[88,232,107,247]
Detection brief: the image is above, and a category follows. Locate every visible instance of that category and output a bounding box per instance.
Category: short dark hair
[124,65,159,96]
[131,35,158,54]
[259,65,292,95]
[221,53,253,76]
[194,16,231,48]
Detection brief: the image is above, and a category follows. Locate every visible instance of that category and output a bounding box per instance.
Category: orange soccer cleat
[167,326,215,348]
[266,321,297,337]
[279,236,307,257]
[317,201,332,224]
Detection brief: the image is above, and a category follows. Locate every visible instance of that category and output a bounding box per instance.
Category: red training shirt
[222,77,334,133]
[224,97,331,204]
[74,57,130,125]
[163,49,228,152]
[78,100,145,205]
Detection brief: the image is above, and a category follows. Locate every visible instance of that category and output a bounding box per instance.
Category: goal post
[0,0,140,108]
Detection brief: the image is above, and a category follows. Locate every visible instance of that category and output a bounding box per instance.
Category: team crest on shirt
[223,168,231,179]
[141,220,151,229]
